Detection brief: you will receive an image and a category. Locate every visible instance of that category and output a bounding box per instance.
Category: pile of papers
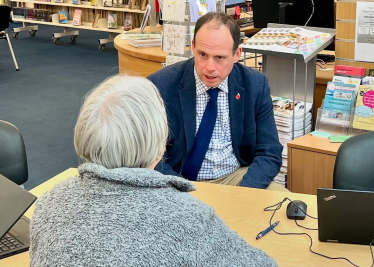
[122,33,162,48]
[271,96,313,187]
[242,27,331,59]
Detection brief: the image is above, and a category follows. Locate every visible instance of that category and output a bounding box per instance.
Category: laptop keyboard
[0,234,23,253]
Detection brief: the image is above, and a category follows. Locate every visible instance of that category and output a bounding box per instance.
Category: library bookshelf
[11,0,147,50]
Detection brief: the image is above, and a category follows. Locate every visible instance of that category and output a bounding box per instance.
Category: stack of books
[271,96,313,187]
[126,34,162,48]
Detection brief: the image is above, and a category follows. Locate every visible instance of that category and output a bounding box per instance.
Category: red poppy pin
[236,93,241,100]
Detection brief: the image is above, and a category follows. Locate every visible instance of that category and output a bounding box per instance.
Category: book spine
[335,65,366,77]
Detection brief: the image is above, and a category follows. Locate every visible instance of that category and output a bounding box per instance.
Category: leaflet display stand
[315,106,371,136]
[241,23,335,139]
[315,107,352,135]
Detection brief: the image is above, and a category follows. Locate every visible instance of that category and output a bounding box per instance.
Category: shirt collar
[194,67,228,96]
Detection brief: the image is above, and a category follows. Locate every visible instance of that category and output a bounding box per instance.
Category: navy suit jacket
[148,58,282,189]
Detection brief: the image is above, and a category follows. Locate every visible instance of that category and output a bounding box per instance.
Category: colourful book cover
[58,11,68,24]
[352,85,374,131]
[72,9,82,25]
[124,13,133,31]
[107,13,117,29]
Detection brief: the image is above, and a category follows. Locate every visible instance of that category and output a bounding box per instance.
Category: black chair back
[0,121,28,185]
[0,5,11,32]
[333,131,374,191]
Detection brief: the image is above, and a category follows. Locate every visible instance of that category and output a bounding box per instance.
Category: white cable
[304,0,314,26]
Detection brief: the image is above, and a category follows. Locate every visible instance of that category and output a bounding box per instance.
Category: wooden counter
[287,134,341,195]
[114,25,167,77]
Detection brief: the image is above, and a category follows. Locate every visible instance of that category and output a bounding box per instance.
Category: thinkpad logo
[324,195,336,202]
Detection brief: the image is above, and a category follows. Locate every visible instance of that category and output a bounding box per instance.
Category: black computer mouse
[286,200,307,220]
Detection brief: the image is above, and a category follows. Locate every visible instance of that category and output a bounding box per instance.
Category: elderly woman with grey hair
[29,75,277,267]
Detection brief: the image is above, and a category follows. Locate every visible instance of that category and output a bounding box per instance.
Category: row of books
[13,6,144,30]
[58,10,119,28]
[58,10,83,25]
[271,96,313,187]
[28,0,146,9]
[41,4,145,28]
[13,8,51,21]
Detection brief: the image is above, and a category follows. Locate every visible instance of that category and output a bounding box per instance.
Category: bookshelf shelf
[10,0,146,13]
[10,0,147,49]
[14,18,124,33]
[11,0,97,8]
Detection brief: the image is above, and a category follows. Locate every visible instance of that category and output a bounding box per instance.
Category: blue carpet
[0,22,119,189]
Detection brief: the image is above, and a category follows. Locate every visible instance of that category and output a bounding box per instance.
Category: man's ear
[234,46,242,63]
[192,39,195,55]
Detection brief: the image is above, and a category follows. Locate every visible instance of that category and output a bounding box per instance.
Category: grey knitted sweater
[30,163,277,267]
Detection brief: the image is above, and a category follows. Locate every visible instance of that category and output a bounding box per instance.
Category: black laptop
[0,174,36,259]
[317,188,374,245]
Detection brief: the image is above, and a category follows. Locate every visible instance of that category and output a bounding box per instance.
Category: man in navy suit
[148,12,284,189]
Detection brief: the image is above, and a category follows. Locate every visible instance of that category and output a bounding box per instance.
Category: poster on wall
[354,1,374,62]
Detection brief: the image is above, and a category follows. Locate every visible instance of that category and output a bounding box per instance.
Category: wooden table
[1,168,372,267]
[287,134,342,195]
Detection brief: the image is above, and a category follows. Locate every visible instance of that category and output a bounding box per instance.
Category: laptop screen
[0,174,36,239]
[317,188,374,245]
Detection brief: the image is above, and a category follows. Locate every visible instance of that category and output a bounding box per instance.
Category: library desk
[1,168,372,267]
[287,134,342,195]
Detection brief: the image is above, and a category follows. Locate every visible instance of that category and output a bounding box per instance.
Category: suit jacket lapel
[178,60,197,155]
[228,65,245,151]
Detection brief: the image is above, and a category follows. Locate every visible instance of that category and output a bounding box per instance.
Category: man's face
[192,22,242,88]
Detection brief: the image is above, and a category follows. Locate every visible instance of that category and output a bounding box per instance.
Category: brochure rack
[315,106,352,135]
[241,23,335,140]
[315,107,372,136]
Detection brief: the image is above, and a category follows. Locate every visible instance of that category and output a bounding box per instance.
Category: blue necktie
[182,88,220,181]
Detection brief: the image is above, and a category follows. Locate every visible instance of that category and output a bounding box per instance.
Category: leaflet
[321,82,356,126]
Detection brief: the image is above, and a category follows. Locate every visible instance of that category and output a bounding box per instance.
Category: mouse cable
[264,198,374,267]
[264,197,317,220]
[295,220,318,231]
